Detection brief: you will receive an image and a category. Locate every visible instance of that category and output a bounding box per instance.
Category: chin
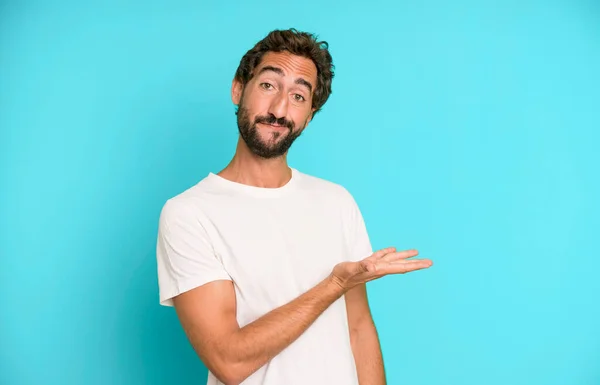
[260,129,289,141]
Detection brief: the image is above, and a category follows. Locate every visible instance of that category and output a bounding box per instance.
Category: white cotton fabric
[156,167,373,385]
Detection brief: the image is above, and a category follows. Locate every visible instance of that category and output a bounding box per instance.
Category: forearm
[223,275,345,383]
[351,320,386,385]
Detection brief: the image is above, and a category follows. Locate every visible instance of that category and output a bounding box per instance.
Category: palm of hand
[331,247,433,290]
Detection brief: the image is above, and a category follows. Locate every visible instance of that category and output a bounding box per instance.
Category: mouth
[258,122,289,130]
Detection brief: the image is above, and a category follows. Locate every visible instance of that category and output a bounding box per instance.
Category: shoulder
[158,177,216,227]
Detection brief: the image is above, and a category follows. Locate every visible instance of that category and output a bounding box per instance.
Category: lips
[259,122,287,129]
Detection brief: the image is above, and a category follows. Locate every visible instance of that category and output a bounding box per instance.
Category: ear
[231,78,243,106]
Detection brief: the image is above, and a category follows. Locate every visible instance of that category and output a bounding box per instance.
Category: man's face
[232,51,317,159]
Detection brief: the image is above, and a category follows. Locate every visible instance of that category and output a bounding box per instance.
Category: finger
[370,247,396,260]
[385,259,433,274]
[381,249,419,262]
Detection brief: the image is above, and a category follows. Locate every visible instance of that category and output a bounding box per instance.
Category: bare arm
[174,275,345,385]
[345,283,386,385]
[173,247,431,385]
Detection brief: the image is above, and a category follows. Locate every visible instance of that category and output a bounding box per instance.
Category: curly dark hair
[234,28,335,116]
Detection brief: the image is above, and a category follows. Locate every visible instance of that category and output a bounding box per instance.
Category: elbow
[196,337,255,384]
[214,371,241,385]
[210,358,250,385]
[215,374,240,385]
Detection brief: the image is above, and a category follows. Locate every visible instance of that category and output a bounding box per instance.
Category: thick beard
[236,102,305,159]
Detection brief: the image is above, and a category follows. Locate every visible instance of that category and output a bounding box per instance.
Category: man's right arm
[173,274,345,385]
[172,247,432,385]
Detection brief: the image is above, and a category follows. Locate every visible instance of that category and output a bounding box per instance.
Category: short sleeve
[343,189,374,262]
[156,199,232,307]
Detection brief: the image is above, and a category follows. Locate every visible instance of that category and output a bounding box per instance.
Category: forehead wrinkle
[258,52,317,91]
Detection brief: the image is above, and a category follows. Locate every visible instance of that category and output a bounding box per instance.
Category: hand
[330,247,433,291]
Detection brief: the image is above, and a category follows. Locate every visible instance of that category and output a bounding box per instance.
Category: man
[156,28,433,385]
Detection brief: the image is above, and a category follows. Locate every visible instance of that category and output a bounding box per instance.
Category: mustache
[255,114,294,130]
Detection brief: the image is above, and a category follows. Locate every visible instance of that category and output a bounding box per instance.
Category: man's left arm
[345,283,386,385]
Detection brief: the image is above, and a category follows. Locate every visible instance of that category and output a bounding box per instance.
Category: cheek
[243,94,270,116]
[292,109,312,126]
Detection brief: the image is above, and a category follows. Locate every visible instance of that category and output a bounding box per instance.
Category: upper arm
[156,199,232,306]
[156,199,239,381]
[173,280,240,379]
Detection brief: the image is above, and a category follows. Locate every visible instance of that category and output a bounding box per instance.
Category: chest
[206,196,348,312]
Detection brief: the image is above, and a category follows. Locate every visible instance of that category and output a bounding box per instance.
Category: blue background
[1,1,599,384]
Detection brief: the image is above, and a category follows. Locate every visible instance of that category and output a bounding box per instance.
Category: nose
[268,92,288,120]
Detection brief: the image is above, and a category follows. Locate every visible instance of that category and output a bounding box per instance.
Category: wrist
[326,273,349,296]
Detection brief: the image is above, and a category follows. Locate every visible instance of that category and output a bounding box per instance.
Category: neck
[217,136,292,188]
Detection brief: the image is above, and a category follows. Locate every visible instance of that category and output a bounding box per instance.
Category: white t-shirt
[156,167,373,385]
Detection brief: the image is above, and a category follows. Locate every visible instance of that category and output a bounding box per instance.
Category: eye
[293,94,306,102]
[260,82,274,90]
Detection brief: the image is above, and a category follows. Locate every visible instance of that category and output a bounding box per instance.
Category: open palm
[331,247,433,290]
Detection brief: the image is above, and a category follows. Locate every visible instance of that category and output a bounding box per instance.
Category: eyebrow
[258,65,313,94]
